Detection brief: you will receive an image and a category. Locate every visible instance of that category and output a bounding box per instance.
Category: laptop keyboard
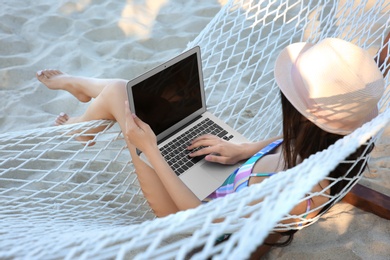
[159,118,234,176]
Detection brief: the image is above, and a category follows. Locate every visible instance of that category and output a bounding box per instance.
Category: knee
[101,80,128,99]
[109,79,127,92]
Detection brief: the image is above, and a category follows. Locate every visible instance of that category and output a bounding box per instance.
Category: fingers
[124,101,157,154]
[132,113,149,130]
[124,101,137,133]
[188,134,225,159]
[188,145,220,157]
[188,134,219,150]
[190,134,218,144]
[54,112,69,126]
[204,154,231,165]
[124,101,149,132]
[190,147,234,164]
[187,134,239,165]
[188,144,228,164]
[124,101,133,118]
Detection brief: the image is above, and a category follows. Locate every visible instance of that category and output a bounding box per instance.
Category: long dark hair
[274,91,374,246]
[280,91,373,197]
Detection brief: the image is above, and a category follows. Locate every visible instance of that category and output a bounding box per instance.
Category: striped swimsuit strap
[243,139,283,167]
[249,172,275,177]
[232,139,283,191]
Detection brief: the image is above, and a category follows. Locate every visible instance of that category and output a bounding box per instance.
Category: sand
[1,0,389,259]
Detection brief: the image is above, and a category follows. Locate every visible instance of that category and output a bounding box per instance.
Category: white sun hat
[274,38,384,135]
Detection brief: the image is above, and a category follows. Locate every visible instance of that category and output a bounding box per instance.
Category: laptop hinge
[158,115,202,145]
[136,115,202,156]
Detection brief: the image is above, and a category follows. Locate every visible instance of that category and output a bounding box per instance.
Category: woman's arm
[188,135,282,164]
[124,102,201,212]
[127,143,180,217]
[142,146,202,210]
[248,154,331,224]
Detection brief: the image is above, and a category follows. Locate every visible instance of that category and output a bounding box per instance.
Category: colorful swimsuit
[203,139,283,201]
[203,139,311,220]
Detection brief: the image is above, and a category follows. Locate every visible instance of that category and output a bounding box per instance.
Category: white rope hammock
[1,0,389,259]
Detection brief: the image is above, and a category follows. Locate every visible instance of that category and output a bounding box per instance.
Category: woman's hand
[187,134,247,165]
[124,101,158,155]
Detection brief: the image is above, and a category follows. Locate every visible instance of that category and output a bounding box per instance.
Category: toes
[55,112,69,126]
[36,69,63,80]
[44,69,61,77]
[36,70,45,79]
[36,70,50,80]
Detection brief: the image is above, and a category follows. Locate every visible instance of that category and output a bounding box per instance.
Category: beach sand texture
[1,0,389,259]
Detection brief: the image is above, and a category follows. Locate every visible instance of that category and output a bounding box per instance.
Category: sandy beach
[1,0,389,259]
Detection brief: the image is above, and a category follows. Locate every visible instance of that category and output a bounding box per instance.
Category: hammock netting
[1,0,389,259]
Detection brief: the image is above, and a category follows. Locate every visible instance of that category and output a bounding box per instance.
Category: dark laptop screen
[131,52,203,135]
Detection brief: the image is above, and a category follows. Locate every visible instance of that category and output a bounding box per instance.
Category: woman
[36,37,386,250]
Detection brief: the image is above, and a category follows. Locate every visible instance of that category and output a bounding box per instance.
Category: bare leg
[47,78,129,143]
[36,69,129,143]
[39,72,180,215]
[36,69,126,102]
[128,143,180,216]
[78,81,180,215]
[37,69,127,126]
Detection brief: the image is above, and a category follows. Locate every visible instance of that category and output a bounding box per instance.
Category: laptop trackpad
[200,161,237,182]
[180,161,238,199]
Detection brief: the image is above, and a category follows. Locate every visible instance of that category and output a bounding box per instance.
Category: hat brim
[274,42,316,124]
[273,40,382,136]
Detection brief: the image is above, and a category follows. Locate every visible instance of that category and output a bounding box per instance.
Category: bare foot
[36,69,92,103]
[55,112,96,146]
[55,112,70,126]
[55,112,82,126]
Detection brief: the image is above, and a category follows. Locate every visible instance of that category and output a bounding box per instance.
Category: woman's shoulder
[250,152,284,182]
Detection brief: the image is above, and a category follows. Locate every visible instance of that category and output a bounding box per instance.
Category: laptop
[126,46,249,199]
